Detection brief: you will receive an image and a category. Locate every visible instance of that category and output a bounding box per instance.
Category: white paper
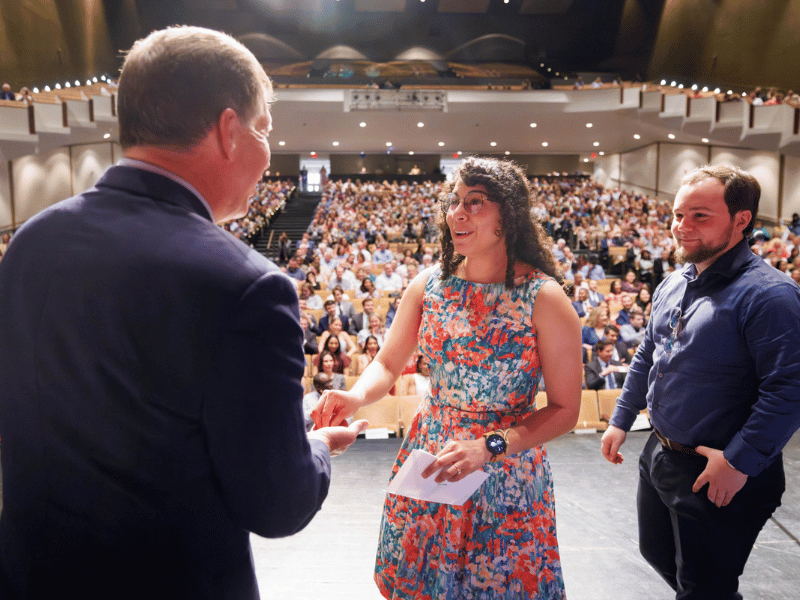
[630,413,652,431]
[386,449,490,506]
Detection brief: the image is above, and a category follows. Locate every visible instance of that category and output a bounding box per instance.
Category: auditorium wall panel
[0,162,11,230]
[657,144,709,198]
[12,149,72,224]
[782,156,800,221]
[72,143,114,195]
[710,148,780,222]
[592,155,619,189]
[619,145,657,194]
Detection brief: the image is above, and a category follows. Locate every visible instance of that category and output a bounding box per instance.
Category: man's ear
[735,210,753,234]
[216,108,239,161]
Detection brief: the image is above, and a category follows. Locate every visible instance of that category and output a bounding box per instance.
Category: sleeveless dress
[375,266,567,600]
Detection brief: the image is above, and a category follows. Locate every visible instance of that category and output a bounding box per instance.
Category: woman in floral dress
[314,157,582,599]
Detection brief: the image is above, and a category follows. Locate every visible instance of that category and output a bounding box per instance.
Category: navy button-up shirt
[610,238,800,476]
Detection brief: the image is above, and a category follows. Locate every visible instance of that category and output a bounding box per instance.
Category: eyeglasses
[441,191,489,215]
[664,307,682,355]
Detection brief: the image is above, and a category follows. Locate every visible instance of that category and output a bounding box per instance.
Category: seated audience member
[586,278,603,306]
[603,324,630,365]
[605,279,624,303]
[316,300,350,336]
[299,283,323,310]
[357,313,385,348]
[581,307,609,355]
[305,270,321,291]
[585,339,628,391]
[352,297,378,335]
[0,83,15,100]
[319,317,358,358]
[620,270,643,294]
[372,241,394,264]
[314,335,352,374]
[356,276,380,300]
[580,254,605,280]
[385,296,401,330]
[352,335,380,376]
[653,249,674,287]
[375,262,404,293]
[330,286,357,325]
[572,287,592,317]
[285,255,305,281]
[638,250,654,287]
[300,315,318,357]
[412,354,431,397]
[619,309,646,349]
[635,286,652,317]
[302,373,332,431]
[327,264,357,292]
[316,351,346,391]
[615,293,634,326]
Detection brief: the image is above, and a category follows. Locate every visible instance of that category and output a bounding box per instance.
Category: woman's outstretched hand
[311,389,363,429]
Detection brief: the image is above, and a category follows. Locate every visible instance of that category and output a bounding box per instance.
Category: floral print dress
[375,266,566,600]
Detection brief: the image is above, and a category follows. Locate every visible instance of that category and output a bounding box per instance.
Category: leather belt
[653,428,701,457]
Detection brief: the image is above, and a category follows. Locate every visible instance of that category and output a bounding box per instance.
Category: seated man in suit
[603,324,631,365]
[317,299,350,336]
[0,25,366,599]
[351,296,378,334]
[585,339,628,390]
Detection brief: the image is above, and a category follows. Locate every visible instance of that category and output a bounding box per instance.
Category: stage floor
[253,430,800,600]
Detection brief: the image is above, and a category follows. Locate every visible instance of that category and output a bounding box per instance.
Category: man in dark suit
[0,26,365,600]
[585,340,628,390]
[316,299,351,336]
[351,296,378,333]
[603,325,631,365]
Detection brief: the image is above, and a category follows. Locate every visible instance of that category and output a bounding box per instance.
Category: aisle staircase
[254,191,321,262]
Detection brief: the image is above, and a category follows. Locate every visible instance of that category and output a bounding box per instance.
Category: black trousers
[637,433,785,600]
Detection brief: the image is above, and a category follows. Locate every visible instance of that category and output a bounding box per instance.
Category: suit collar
[97,163,214,222]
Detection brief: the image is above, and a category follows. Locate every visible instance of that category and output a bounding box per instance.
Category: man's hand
[692,446,748,507]
[601,425,627,464]
[308,420,369,457]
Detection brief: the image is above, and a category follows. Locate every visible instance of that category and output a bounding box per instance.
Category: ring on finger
[454,465,461,476]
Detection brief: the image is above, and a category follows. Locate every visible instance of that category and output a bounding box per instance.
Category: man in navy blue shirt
[601,164,800,600]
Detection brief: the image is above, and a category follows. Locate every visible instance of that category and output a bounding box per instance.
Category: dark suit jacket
[0,165,331,599]
[350,310,376,334]
[585,357,627,390]
[316,313,350,337]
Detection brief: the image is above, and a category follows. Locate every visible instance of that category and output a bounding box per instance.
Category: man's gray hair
[118,26,273,149]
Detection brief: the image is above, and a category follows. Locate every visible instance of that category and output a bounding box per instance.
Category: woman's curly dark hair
[437,157,561,288]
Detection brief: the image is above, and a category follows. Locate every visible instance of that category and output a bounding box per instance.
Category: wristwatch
[483,429,509,463]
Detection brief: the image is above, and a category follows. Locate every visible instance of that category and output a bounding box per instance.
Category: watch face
[486,433,507,455]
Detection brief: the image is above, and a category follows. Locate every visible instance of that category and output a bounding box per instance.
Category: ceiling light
[599,152,605,156]
[279,141,285,146]
[417,122,424,127]
[586,123,593,128]
[32,87,39,93]
[74,80,80,86]
[44,85,51,91]
[540,63,544,67]
[530,123,537,128]
[457,151,463,155]
[542,142,548,147]
[670,81,677,87]
[583,158,589,162]
[490,142,497,147]
[678,84,684,89]
[103,133,111,139]
[64,82,71,88]
[634,134,640,140]
[438,142,445,146]
[86,80,91,86]
[668,134,676,139]
[332,141,339,146]
[547,68,551,72]
[691,84,698,91]
[727,90,733,95]
[92,77,98,83]
[702,86,709,93]
[359,122,366,127]
[409,151,414,155]
[55,83,61,89]
[702,138,709,143]
[504,151,510,155]
[386,142,392,146]
[714,88,721,94]
[593,142,600,147]
[660,79,667,85]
